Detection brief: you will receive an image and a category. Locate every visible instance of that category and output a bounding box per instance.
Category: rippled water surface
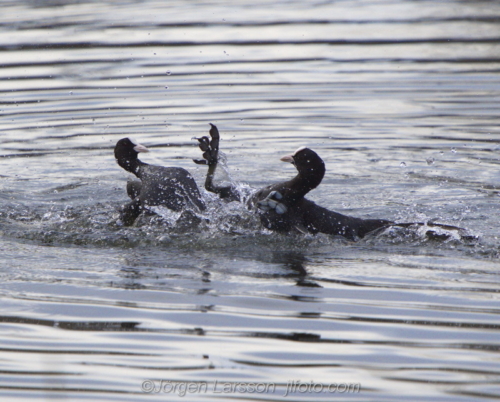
[1,0,500,400]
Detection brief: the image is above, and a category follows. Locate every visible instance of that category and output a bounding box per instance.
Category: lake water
[1,0,500,400]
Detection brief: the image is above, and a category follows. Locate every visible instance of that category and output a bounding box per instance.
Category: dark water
[1,0,500,400]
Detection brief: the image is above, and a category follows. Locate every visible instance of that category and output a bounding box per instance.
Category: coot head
[280,147,325,188]
[114,138,149,173]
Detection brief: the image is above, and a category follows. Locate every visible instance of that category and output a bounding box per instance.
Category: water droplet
[400,162,407,168]
[166,71,171,75]
[69,91,73,95]
[451,147,456,153]
[426,157,435,165]
[165,86,169,89]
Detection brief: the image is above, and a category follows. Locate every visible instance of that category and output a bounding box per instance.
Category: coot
[194,125,391,239]
[115,138,205,225]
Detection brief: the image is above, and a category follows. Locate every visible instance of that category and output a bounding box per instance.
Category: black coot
[115,138,205,225]
[194,125,391,239]
[195,125,473,241]
[254,147,392,238]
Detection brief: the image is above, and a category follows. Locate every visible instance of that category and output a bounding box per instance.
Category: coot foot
[193,123,220,165]
[194,124,240,201]
[257,191,288,214]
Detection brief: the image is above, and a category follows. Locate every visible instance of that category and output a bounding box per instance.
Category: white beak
[133,143,149,153]
[280,154,294,163]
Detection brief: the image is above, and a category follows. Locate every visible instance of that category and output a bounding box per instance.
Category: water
[1,0,500,400]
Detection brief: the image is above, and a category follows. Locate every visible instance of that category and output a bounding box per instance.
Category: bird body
[114,138,205,225]
[253,147,391,239]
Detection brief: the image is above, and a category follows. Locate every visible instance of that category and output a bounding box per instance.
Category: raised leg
[193,123,240,201]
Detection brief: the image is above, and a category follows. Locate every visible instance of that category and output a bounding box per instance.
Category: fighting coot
[194,125,391,239]
[115,138,205,225]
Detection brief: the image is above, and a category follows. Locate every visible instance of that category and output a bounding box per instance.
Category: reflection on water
[1,0,500,401]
